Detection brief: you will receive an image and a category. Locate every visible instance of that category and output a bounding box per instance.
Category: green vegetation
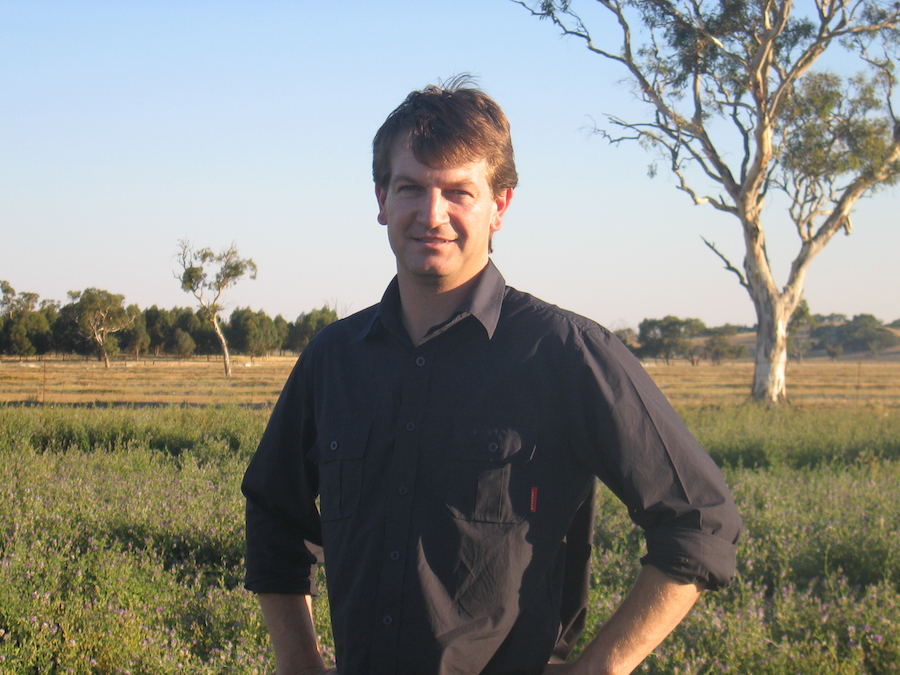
[1,403,899,672]
[813,314,900,359]
[683,404,900,468]
[0,279,337,363]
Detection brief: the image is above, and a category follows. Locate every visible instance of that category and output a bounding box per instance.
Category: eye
[449,189,475,200]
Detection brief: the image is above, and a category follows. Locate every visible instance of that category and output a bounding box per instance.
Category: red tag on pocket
[530,487,538,513]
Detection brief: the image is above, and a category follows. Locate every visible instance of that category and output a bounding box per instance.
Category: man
[242,77,741,675]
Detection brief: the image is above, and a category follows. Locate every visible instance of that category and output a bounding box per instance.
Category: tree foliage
[637,315,706,363]
[66,288,133,368]
[812,313,900,356]
[286,305,339,354]
[0,281,55,357]
[787,299,818,363]
[228,308,283,358]
[176,240,257,377]
[119,304,151,359]
[516,0,900,402]
[0,282,344,361]
[701,325,750,365]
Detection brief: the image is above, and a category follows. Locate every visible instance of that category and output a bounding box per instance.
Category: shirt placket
[368,342,435,674]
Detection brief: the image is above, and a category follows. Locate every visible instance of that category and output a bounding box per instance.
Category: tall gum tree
[516,0,900,403]
[176,240,257,377]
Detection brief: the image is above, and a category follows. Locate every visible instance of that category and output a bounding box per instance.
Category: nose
[418,188,450,227]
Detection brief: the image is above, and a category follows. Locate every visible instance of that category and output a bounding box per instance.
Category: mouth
[412,236,454,245]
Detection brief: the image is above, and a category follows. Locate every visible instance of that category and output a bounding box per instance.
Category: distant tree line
[810,313,900,360]
[614,316,752,366]
[0,281,338,362]
[614,302,900,366]
[4,280,897,366]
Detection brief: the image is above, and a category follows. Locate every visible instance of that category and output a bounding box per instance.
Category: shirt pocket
[311,420,371,522]
[446,424,536,524]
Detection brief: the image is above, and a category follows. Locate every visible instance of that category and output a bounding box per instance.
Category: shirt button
[398,486,408,495]
[330,441,339,450]
[415,356,425,366]
[406,422,415,431]
[383,615,393,625]
[390,551,400,561]
[488,442,499,453]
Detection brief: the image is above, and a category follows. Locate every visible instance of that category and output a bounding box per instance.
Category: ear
[375,185,388,225]
[490,188,514,232]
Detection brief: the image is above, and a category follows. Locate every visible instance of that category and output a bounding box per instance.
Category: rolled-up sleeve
[568,327,741,590]
[242,353,323,595]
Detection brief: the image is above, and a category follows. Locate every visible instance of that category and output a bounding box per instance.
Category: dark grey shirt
[242,262,741,675]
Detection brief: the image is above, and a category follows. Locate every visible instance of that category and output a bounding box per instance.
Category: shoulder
[498,286,641,377]
[500,286,618,345]
[300,303,379,357]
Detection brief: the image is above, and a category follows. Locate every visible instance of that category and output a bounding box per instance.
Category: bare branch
[701,237,749,290]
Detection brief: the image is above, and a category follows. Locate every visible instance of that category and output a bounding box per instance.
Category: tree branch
[701,237,749,290]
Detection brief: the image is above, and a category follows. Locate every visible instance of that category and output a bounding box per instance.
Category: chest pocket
[446,425,536,524]
[311,420,370,522]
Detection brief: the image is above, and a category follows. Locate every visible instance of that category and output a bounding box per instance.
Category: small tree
[170,328,197,359]
[176,240,257,377]
[67,288,133,368]
[825,341,845,360]
[517,0,900,403]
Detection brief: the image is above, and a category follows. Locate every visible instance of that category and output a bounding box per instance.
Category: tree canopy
[66,288,133,368]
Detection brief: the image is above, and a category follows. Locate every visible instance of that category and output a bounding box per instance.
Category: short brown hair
[372,75,518,197]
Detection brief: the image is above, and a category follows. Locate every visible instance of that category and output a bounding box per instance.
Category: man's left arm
[552,327,742,673]
[544,564,703,675]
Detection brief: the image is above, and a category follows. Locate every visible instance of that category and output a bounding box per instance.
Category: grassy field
[1,357,899,673]
[3,354,900,407]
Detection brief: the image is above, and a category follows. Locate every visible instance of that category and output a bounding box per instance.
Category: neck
[397,270,483,345]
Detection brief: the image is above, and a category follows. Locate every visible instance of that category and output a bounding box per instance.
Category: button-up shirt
[242,262,741,675]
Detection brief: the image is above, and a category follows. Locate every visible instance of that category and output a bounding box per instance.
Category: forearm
[561,564,704,675]
[258,593,328,675]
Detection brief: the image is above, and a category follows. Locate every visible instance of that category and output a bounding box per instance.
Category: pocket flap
[456,426,536,464]
[308,419,370,463]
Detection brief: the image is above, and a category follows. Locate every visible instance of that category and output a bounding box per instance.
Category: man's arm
[544,565,703,675]
[258,593,334,675]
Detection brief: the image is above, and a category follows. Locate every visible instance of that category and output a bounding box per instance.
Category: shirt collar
[355,260,506,343]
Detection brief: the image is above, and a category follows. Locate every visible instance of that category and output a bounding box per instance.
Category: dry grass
[0,355,296,406]
[2,354,899,407]
[647,358,900,406]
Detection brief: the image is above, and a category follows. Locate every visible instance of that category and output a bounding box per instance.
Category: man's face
[376,142,512,291]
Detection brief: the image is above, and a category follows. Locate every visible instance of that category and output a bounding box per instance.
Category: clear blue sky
[2,0,898,330]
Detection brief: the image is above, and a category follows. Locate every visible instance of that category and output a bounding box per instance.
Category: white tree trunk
[751,301,789,404]
[742,212,800,405]
[212,315,233,377]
